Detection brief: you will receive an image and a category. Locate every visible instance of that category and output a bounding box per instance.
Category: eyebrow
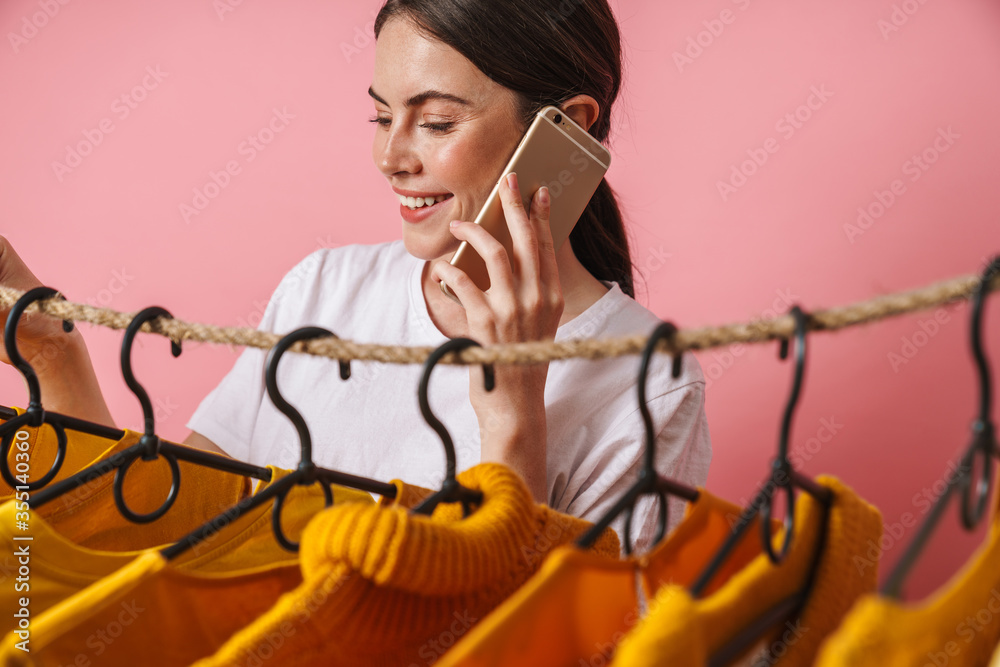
[368,86,471,108]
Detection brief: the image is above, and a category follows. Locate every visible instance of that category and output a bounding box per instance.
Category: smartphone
[440,105,611,303]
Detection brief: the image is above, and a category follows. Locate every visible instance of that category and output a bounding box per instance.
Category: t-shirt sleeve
[567,380,712,555]
[185,252,321,460]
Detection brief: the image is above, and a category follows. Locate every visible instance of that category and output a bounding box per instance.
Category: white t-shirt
[187,240,712,552]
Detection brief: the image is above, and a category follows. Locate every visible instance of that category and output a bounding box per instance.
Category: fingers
[529,185,559,290]
[431,251,493,325]
[433,171,563,343]
[502,173,562,319]
[500,173,540,288]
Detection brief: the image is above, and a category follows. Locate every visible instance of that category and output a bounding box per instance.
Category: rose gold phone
[440,105,611,303]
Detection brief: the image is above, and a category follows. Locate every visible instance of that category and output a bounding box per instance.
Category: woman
[0,0,710,552]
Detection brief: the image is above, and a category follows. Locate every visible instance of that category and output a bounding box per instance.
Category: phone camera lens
[553,114,562,124]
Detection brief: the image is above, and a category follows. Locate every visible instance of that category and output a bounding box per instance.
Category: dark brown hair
[374,0,635,298]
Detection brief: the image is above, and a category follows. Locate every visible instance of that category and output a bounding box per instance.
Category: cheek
[371,132,385,167]
[434,135,503,193]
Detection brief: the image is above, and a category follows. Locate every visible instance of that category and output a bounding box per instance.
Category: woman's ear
[559,95,601,132]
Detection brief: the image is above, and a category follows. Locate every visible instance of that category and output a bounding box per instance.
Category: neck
[554,240,610,322]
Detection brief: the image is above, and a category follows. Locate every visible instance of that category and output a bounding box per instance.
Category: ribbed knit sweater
[195,462,621,666]
[816,484,1000,666]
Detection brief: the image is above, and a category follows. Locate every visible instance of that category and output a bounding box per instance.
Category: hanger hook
[760,305,810,564]
[959,256,999,529]
[637,321,684,477]
[777,306,809,463]
[3,287,74,414]
[121,307,181,451]
[419,338,494,485]
[111,307,184,522]
[265,327,350,470]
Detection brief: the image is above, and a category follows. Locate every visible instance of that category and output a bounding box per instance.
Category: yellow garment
[22,429,254,551]
[612,475,882,667]
[195,463,621,667]
[437,489,768,666]
[0,471,374,666]
[1,407,255,551]
[815,479,1000,666]
[379,477,436,510]
[1,407,123,499]
[0,468,374,635]
[2,552,300,666]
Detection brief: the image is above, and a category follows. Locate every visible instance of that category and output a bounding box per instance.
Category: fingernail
[450,220,459,228]
[538,186,549,205]
[506,172,518,190]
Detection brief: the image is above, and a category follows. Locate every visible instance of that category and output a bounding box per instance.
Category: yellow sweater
[3,419,252,551]
[0,470,374,666]
[1,408,141,500]
[436,489,768,666]
[195,462,621,667]
[612,475,882,666]
[815,481,1000,666]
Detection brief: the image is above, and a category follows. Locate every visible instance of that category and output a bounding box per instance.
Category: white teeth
[397,194,451,209]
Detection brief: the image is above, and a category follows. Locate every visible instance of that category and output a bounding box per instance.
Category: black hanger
[29,306,273,514]
[881,256,1000,598]
[575,321,698,555]
[0,287,123,490]
[691,305,834,667]
[411,337,495,517]
[162,326,398,557]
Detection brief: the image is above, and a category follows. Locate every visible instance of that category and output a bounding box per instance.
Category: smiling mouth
[398,193,453,210]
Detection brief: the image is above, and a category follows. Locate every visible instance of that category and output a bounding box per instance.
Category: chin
[400,228,459,263]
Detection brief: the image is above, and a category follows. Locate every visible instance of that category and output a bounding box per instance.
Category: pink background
[2,0,999,598]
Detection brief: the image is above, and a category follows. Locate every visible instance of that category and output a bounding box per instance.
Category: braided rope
[0,269,997,366]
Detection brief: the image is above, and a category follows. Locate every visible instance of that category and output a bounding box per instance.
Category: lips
[398,193,451,210]
[392,188,454,224]
[398,193,453,224]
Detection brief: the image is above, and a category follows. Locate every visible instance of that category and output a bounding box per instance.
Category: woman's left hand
[429,172,564,500]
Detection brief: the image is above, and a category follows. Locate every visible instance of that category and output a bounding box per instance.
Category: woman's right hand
[0,235,76,369]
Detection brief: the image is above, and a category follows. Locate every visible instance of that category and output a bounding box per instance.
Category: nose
[374,123,421,177]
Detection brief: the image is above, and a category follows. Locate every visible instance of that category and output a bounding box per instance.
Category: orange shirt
[0,469,374,665]
[612,475,882,667]
[816,475,1000,667]
[436,489,765,666]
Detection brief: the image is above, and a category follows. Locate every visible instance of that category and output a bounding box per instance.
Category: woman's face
[371,17,525,261]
